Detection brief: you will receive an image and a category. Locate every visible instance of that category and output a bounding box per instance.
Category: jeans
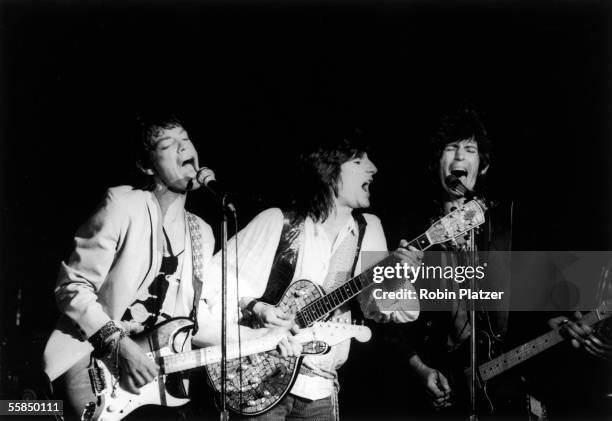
[239,395,335,421]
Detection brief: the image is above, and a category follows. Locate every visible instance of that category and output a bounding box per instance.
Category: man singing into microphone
[42,113,300,419]
[400,109,610,419]
[401,108,520,417]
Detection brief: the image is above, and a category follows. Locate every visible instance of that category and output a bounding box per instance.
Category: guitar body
[65,318,193,421]
[433,329,539,420]
[206,279,327,416]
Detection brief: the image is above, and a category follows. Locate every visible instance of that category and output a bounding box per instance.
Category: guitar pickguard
[206,279,325,415]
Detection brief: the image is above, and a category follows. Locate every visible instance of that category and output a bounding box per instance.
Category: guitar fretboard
[161,334,283,374]
[479,310,601,381]
[293,201,486,328]
[295,234,433,328]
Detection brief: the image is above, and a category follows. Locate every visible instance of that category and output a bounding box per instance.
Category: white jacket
[43,186,214,381]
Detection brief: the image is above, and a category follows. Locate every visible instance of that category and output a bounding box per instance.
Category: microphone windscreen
[445,174,469,196]
[196,168,216,186]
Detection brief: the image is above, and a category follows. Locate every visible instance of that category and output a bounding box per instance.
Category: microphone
[445,174,476,200]
[196,168,236,213]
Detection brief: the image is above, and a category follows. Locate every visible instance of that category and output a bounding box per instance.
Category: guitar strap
[322,213,367,290]
[259,211,304,304]
[348,212,367,317]
[186,211,205,334]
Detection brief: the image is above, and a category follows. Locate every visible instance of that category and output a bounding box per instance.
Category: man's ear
[479,164,489,176]
[137,160,155,176]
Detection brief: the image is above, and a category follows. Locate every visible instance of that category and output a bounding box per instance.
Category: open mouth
[182,158,196,168]
[450,168,468,179]
[362,180,372,193]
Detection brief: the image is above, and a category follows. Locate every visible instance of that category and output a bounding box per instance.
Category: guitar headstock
[426,199,486,245]
[596,299,612,317]
[595,260,612,318]
[296,322,372,346]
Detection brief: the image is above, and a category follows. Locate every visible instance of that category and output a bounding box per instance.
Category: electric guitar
[74,318,371,421]
[206,200,487,416]
[474,298,612,413]
[436,299,612,418]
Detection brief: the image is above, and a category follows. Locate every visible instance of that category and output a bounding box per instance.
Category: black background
[1,0,611,418]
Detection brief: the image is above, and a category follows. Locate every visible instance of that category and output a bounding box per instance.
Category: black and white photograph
[1,1,611,420]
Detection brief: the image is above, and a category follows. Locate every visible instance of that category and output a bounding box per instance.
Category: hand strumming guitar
[116,336,159,394]
[251,301,303,358]
[409,354,452,409]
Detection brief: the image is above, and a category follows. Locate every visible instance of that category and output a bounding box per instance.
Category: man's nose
[454,148,465,160]
[367,160,378,174]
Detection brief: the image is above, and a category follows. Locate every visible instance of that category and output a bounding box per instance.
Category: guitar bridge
[88,365,106,394]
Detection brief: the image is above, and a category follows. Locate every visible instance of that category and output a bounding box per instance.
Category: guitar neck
[161,333,284,374]
[479,310,601,382]
[296,233,433,327]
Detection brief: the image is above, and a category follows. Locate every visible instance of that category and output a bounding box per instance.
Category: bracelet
[245,299,260,314]
[89,321,127,358]
[104,330,127,357]
[240,299,262,325]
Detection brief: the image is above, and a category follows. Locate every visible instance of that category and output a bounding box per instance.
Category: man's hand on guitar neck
[397,241,424,268]
[409,354,452,409]
[117,336,159,394]
[549,311,612,360]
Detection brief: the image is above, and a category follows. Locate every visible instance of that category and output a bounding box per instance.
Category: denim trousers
[238,394,335,421]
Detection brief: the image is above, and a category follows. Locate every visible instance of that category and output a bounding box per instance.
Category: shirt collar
[310,214,358,237]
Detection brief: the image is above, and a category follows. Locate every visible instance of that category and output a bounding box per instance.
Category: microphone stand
[219,196,235,421]
[468,230,478,421]
[447,175,480,420]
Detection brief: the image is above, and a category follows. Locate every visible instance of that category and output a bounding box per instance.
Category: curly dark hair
[132,113,184,190]
[295,129,369,222]
[430,108,491,190]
